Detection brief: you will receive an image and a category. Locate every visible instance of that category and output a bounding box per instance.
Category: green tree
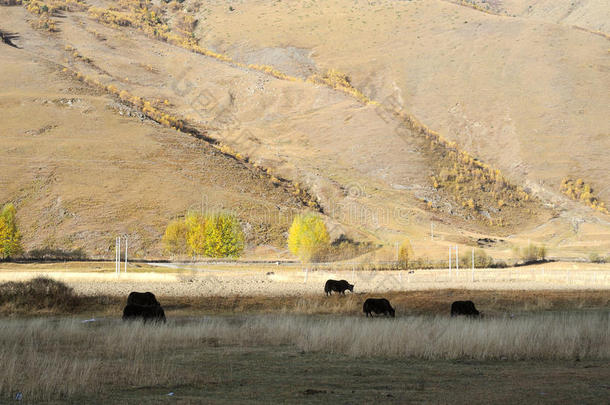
[287,213,329,262]
[0,203,23,260]
[203,213,244,258]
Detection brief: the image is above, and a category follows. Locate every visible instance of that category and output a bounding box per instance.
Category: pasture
[0,314,608,404]
[0,261,609,299]
[0,263,608,403]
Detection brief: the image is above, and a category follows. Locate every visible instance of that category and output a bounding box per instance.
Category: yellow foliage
[560,177,608,214]
[287,213,329,262]
[164,212,244,258]
[162,219,188,255]
[397,239,414,269]
[0,203,23,259]
[307,69,372,104]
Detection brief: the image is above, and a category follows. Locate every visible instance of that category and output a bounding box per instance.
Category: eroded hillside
[1,0,609,259]
[0,41,310,258]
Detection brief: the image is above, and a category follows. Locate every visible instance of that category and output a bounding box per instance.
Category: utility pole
[115,237,118,275]
[455,245,459,276]
[117,237,121,277]
[124,236,128,273]
[449,246,452,276]
[471,247,474,282]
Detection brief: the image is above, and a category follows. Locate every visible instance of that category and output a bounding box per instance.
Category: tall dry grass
[0,312,608,400]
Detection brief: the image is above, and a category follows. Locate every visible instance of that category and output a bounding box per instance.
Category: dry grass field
[0,269,608,403]
[0,314,608,403]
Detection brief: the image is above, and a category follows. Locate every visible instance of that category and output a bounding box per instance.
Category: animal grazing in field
[450,300,480,317]
[127,291,160,307]
[123,291,165,323]
[122,304,166,323]
[363,298,395,317]
[324,279,354,296]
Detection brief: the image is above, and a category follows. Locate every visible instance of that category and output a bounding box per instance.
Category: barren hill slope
[196,0,609,204]
[0,41,308,258]
[1,0,609,260]
[450,0,610,34]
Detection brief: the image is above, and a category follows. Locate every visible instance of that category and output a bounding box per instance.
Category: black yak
[127,291,160,307]
[450,300,480,317]
[363,298,395,317]
[122,304,166,323]
[324,279,354,296]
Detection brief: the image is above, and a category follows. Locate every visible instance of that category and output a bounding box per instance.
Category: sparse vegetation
[58,61,319,211]
[288,213,330,262]
[589,252,608,264]
[560,177,608,214]
[87,1,305,83]
[427,141,534,226]
[323,236,374,262]
[25,247,87,261]
[513,243,547,264]
[0,277,81,313]
[459,248,494,268]
[80,0,541,228]
[304,68,540,227]
[21,0,88,31]
[307,69,374,104]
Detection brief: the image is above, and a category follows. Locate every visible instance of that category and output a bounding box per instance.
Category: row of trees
[0,202,551,266]
[162,212,244,258]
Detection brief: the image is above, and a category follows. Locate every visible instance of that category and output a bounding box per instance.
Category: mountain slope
[1,0,608,260]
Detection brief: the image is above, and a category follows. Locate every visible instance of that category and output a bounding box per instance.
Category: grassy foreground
[0,278,608,403]
[0,314,608,404]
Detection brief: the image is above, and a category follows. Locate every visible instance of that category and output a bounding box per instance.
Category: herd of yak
[121,279,480,323]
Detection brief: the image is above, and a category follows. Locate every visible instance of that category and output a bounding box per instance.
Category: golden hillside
[0,0,608,259]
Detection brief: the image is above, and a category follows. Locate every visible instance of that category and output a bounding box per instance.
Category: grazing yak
[127,291,160,307]
[324,279,354,296]
[123,291,165,323]
[450,300,480,317]
[122,304,166,323]
[363,298,395,317]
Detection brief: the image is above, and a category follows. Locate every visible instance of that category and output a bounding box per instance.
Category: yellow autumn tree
[185,212,206,256]
[203,213,244,258]
[287,213,330,262]
[162,211,244,258]
[162,219,188,255]
[0,203,23,260]
[397,238,414,269]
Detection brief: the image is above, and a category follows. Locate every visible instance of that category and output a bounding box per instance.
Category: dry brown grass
[160,289,610,317]
[0,277,115,316]
[0,312,608,401]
